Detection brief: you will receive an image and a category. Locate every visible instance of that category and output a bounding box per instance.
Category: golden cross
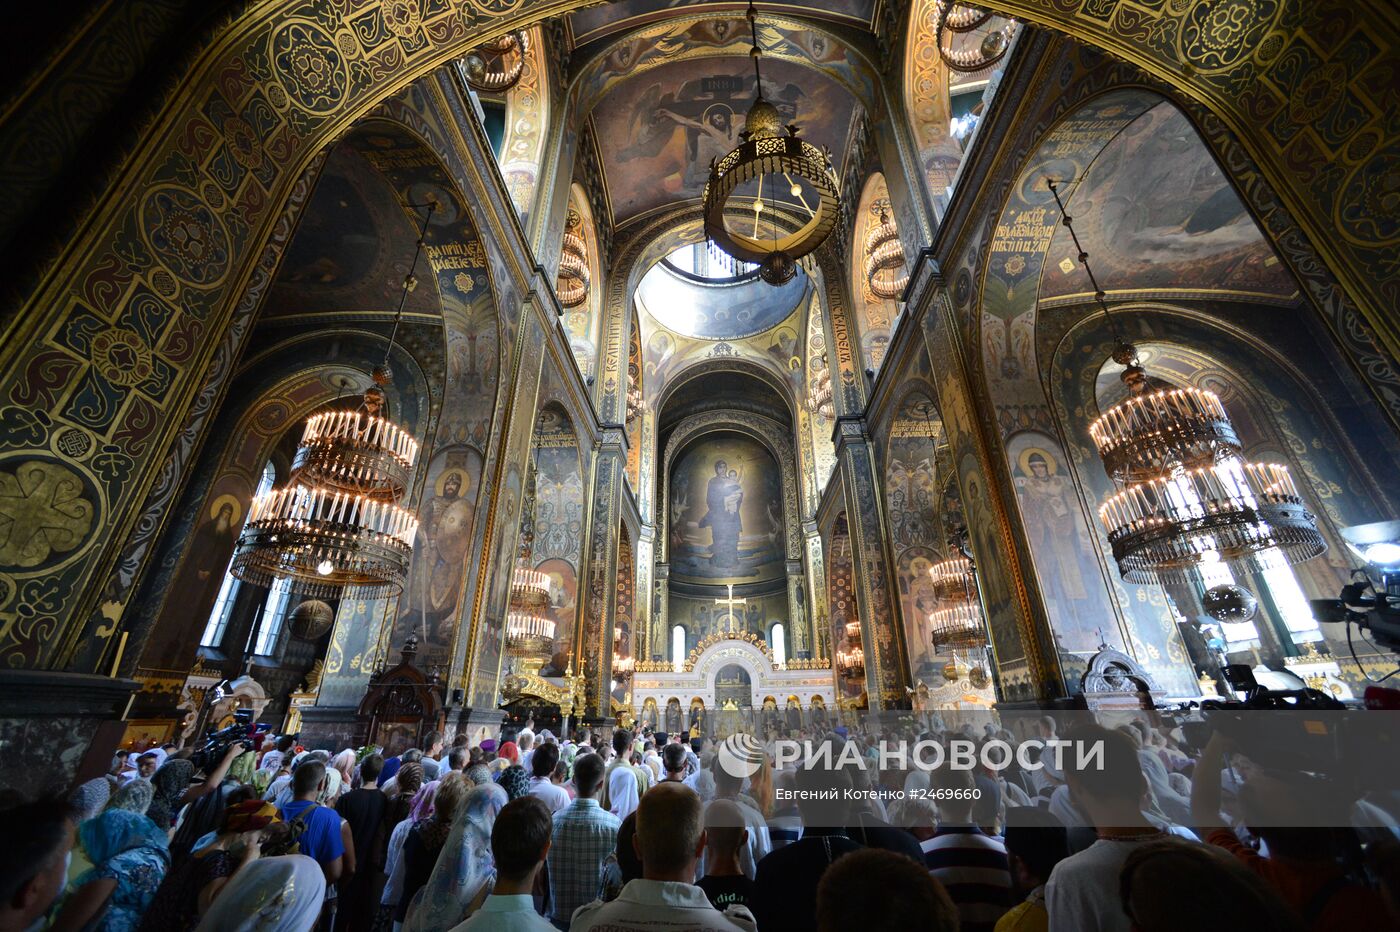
[714,584,747,632]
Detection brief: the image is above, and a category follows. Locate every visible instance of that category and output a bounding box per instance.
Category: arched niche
[658,411,801,566]
[849,172,904,375]
[558,183,603,379]
[513,402,585,677]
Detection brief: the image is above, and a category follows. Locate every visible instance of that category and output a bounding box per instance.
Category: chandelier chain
[384,200,437,371]
[1046,178,1125,348]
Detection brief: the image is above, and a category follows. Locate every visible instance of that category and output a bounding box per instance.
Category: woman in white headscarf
[193,854,325,932]
[401,782,506,932]
[608,764,640,821]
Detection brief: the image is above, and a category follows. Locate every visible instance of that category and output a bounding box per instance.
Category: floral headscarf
[223,800,281,834]
[146,759,195,828]
[408,781,440,824]
[495,765,530,801]
[227,749,258,786]
[107,778,154,815]
[402,783,507,932]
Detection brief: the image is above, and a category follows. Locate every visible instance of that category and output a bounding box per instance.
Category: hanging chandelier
[625,382,645,424]
[928,553,987,652]
[1047,180,1326,584]
[935,4,1017,73]
[232,205,435,598]
[702,2,841,286]
[864,204,909,300]
[837,645,864,678]
[506,611,556,653]
[463,30,529,92]
[556,211,590,309]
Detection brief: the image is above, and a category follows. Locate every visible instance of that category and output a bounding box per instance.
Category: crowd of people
[2,713,1397,932]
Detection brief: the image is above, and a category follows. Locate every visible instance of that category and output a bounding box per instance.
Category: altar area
[630,631,835,737]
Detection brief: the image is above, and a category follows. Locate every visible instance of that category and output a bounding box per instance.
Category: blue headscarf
[80,809,169,867]
[402,782,507,931]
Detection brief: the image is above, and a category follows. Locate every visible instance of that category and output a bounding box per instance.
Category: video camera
[192,707,269,771]
[1309,519,1400,653]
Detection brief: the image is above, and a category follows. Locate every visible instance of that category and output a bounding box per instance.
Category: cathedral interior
[2,0,1398,794]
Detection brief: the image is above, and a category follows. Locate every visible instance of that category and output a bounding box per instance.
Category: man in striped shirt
[921,767,1012,932]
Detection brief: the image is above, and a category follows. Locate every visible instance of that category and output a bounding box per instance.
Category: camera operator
[1189,731,1386,929]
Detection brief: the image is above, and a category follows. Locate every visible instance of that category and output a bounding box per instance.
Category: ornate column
[649,563,670,662]
[834,417,912,709]
[451,301,550,735]
[576,425,627,721]
[786,562,811,659]
[635,527,656,662]
[802,522,829,661]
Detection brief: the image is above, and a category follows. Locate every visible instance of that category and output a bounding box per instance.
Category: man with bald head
[570,782,755,931]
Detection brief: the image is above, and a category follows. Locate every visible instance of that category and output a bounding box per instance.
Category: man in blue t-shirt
[278,760,344,884]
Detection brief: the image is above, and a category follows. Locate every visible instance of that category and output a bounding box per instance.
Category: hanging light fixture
[232,204,436,598]
[864,202,909,300]
[702,2,841,286]
[1048,180,1326,584]
[936,4,1017,73]
[837,644,864,678]
[506,560,555,655]
[463,31,530,92]
[928,553,987,652]
[557,210,590,309]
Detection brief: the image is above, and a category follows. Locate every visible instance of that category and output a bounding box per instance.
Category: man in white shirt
[571,782,755,931]
[526,742,570,814]
[453,795,554,930]
[1045,725,1178,932]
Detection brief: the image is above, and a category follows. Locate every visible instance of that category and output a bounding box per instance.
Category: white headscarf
[608,765,640,820]
[194,855,325,932]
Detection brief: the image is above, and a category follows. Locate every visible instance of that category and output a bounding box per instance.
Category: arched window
[770,622,787,668]
[672,625,687,672]
[252,577,293,657]
[199,462,275,648]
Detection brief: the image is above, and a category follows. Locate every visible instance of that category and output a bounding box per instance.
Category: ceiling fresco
[264,143,437,320]
[568,0,877,49]
[590,54,859,226]
[1038,104,1296,302]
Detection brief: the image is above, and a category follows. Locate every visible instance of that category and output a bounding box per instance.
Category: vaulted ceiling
[562,1,882,233]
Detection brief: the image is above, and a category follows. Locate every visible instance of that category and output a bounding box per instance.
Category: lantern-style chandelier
[702,2,841,286]
[231,206,435,598]
[837,645,865,678]
[1048,180,1326,584]
[864,203,909,300]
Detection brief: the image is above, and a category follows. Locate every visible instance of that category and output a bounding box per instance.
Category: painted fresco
[1007,430,1119,658]
[670,434,785,586]
[395,445,484,649]
[264,145,436,318]
[883,393,944,676]
[531,406,585,565]
[592,55,857,223]
[1038,105,1294,301]
[569,0,876,46]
